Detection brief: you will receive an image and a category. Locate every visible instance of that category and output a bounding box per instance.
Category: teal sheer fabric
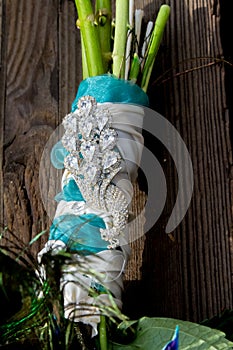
[71,74,149,111]
[49,178,109,255]
[49,213,109,255]
[50,140,69,170]
[55,179,84,202]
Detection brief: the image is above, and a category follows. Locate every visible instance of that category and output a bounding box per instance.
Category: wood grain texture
[3,0,59,253]
[0,0,2,65]
[140,0,233,321]
[59,0,82,119]
[0,0,232,324]
[0,0,4,227]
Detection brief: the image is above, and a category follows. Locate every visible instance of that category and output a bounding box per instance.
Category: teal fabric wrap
[55,179,84,202]
[71,74,149,112]
[50,214,109,255]
[51,141,69,170]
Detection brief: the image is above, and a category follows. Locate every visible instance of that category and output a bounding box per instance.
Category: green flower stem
[141,4,170,92]
[81,34,89,80]
[112,0,129,78]
[75,0,104,77]
[99,315,108,350]
[129,53,140,83]
[95,0,112,73]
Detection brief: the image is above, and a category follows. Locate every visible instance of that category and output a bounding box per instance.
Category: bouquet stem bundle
[75,0,170,91]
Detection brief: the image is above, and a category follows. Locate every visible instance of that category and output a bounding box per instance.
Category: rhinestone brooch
[61,96,129,249]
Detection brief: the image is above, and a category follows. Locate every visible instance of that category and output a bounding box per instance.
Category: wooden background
[0,0,232,323]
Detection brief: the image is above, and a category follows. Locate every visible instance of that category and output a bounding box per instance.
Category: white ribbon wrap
[38,102,144,336]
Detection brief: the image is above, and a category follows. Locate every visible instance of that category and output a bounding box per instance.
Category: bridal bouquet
[1,1,232,349]
[48,0,166,332]
[37,0,172,347]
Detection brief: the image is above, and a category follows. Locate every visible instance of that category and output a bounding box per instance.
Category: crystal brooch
[61,96,129,249]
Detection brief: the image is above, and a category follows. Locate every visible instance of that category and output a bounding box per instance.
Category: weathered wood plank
[0,0,2,66]
[59,0,82,119]
[0,0,4,228]
[3,0,59,253]
[139,0,233,321]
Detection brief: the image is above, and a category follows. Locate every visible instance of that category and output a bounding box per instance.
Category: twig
[125,0,134,80]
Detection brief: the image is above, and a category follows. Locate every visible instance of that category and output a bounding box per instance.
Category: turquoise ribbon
[50,179,109,255]
[55,179,84,202]
[49,213,109,255]
[72,74,149,111]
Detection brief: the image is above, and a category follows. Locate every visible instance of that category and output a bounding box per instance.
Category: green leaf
[201,310,233,342]
[109,317,233,349]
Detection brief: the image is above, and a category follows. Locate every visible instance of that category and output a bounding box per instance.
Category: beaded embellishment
[61,96,128,249]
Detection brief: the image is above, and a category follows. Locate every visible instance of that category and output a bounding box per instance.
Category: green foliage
[109,317,233,349]
[201,310,233,343]
[0,228,126,349]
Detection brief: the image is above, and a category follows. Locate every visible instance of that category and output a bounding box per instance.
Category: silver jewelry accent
[61,96,128,249]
